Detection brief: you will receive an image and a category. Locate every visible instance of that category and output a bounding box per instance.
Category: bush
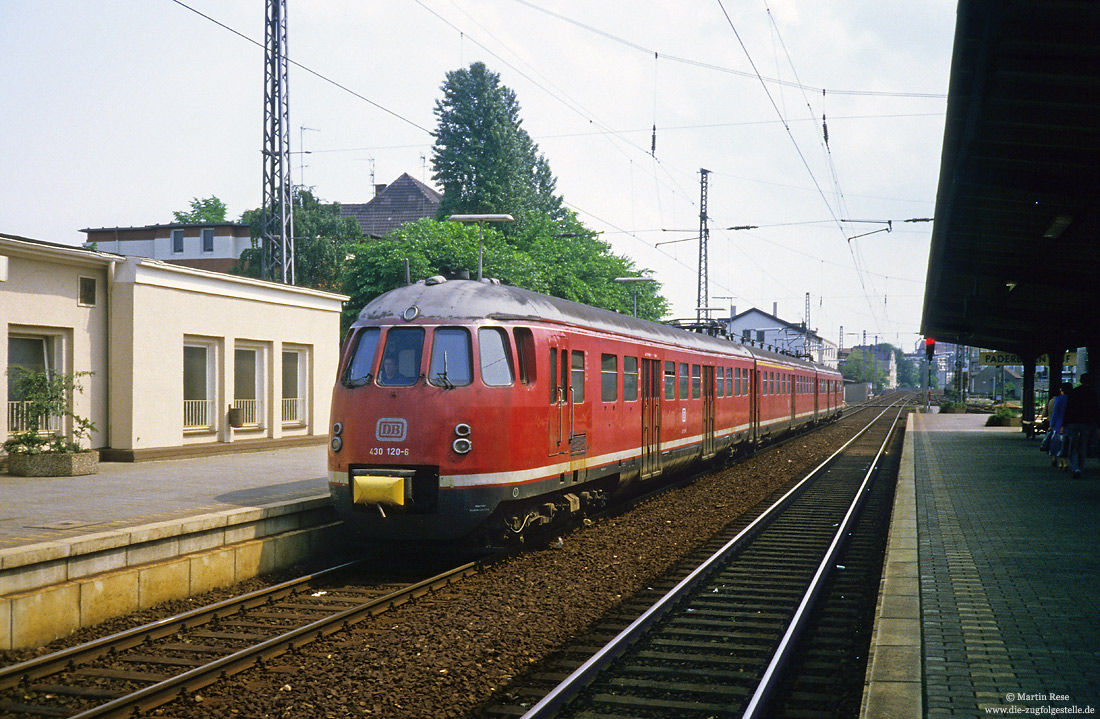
[4,368,97,454]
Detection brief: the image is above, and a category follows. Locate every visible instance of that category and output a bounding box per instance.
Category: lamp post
[446,214,515,280]
[613,277,657,317]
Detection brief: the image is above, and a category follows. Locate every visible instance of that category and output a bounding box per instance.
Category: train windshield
[343,328,380,387]
[429,328,472,387]
[378,327,424,386]
[478,328,514,386]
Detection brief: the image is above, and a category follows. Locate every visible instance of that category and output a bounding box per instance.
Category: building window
[282,348,309,425]
[172,229,185,254]
[233,347,263,427]
[7,336,61,435]
[183,344,213,429]
[78,277,97,306]
[202,228,215,253]
[601,354,618,402]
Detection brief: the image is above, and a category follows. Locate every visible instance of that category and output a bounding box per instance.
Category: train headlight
[453,437,472,454]
[332,422,343,436]
[454,423,471,437]
[330,436,343,453]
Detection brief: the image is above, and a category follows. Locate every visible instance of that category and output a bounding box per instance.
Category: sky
[0,0,956,353]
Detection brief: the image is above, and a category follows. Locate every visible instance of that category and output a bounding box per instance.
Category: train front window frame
[428,327,473,387]
[377,327,425,387]
[343,327,380,387]
[477,327,514,387]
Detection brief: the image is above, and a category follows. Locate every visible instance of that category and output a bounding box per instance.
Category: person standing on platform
[1047,382,1072,470]
[1062,373,1099,478]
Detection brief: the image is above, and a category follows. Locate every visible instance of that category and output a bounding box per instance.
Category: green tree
[173,196,228,224]
[341,217,666,331]
[235,188,362,292]
[431,62,564,226]
[840,347,889,390]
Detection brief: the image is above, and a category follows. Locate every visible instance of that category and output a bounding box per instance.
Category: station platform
[863,412,1100,717]
[0,445,330,551]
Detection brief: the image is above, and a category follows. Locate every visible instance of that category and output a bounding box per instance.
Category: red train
[328,278,843,543]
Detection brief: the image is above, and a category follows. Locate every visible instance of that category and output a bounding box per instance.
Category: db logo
[375,418,407,442]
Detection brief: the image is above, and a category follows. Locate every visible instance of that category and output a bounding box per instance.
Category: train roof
[356,278,836,372]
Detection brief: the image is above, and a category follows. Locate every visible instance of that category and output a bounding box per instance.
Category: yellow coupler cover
[352,475,406,507]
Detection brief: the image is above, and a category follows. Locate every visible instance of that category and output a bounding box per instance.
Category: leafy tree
[840,347,889,390]
[173,196,228,224]
[431,62,564,226]
[341,217,666,331]
[234,188,362,293]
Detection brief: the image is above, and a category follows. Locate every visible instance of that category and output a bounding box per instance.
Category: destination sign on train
[979,352,1076,366]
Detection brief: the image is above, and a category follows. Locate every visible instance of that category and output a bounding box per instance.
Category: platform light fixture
[446,214,515,281]
[613,276,657,317]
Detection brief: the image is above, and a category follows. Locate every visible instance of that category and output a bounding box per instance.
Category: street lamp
[613,277,657,317]
[446,214,515,281]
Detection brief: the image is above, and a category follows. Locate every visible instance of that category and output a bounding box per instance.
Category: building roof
[82,222,250,235]
[729,307,826,344]
[339,173,442,239]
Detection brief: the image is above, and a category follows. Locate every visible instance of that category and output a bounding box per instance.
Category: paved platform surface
[0,446,329,551]
[876,412,1100,717]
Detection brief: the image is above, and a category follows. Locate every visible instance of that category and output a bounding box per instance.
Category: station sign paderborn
[979,351,1077,367]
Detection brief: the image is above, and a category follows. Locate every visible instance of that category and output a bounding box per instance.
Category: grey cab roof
[357,278,826,369]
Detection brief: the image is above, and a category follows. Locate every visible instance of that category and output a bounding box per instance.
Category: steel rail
[519,397,910,719]
[0,559,366,691]
[63,560,481,719]
[740,400,908,718]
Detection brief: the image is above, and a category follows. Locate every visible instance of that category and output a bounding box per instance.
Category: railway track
[483,396,911,719]
[0,558,483,719]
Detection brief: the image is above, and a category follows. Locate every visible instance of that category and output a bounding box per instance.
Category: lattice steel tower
[697,168,711,323]
[262,0,294,284]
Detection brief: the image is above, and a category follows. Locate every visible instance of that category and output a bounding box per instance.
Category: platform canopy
[921,0,1100,356]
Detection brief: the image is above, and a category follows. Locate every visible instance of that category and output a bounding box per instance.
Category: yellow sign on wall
[979,352,1077,367]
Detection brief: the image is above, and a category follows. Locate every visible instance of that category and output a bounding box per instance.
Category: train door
[815,374,821,419]
[640,357,662,478]
[789,371,796,426]
[548,342,569,456]
[750,363,759,444]
[702,365,716,458]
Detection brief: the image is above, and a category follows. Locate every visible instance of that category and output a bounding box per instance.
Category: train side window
[601,354,618,402]
[428,327,472,387]
[716,368,724,398]
[623,356,638,401]
[514,328,536,385]
[735,367,741,396]
[691,364,701,399]
[343,327,380,387]
[726,367,733,397]
[478,328,514,387]
[664,361,675,399]
[679,362,689,400]
[571,351,585,403]
[378,327,424,386]
[550,349,559,403]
